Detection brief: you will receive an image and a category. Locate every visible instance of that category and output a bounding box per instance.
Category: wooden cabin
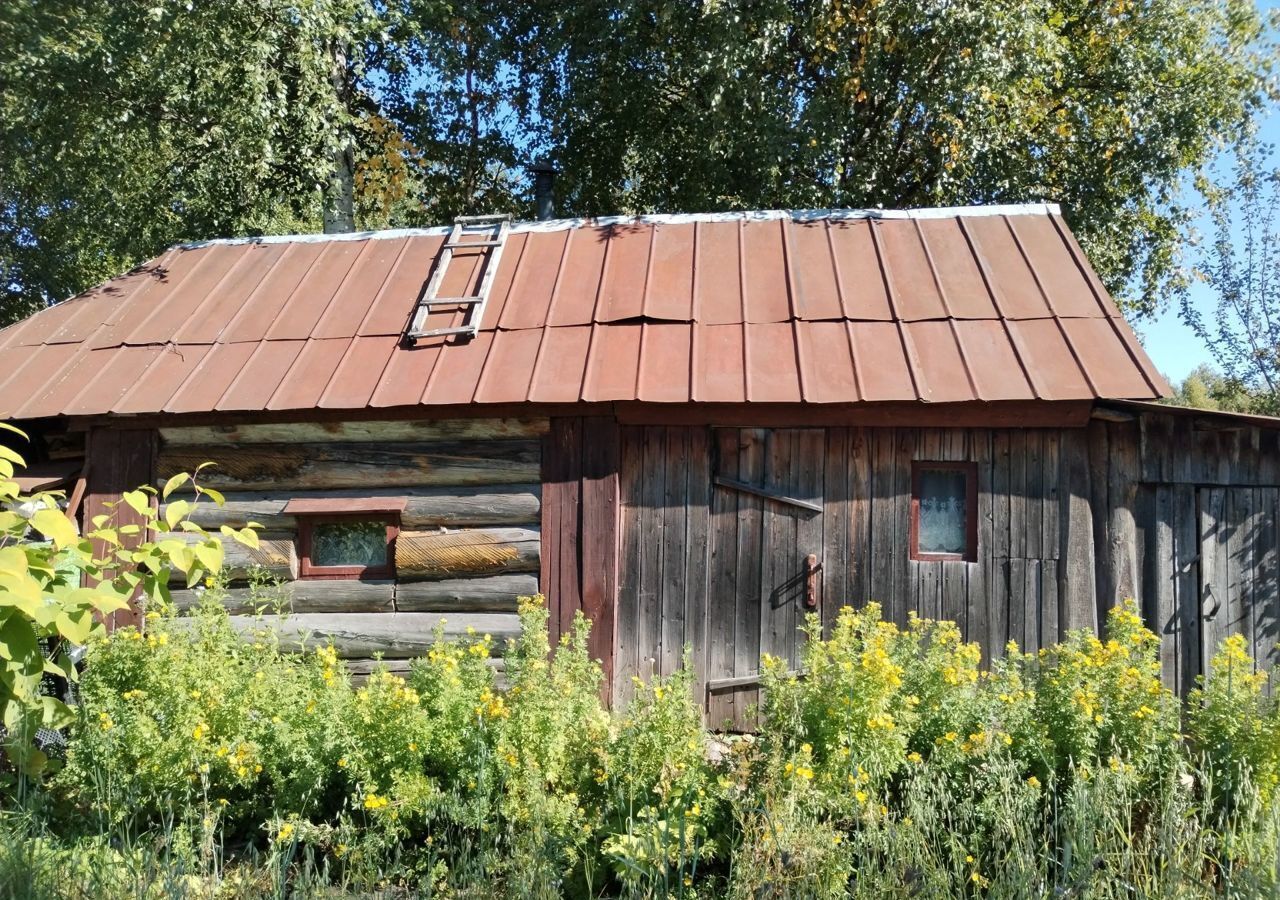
[2,205,1277,727]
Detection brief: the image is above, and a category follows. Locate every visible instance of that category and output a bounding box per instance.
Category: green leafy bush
[0,435,256,781]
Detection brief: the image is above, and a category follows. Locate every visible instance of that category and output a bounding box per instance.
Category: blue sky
[1139,3,1278,385]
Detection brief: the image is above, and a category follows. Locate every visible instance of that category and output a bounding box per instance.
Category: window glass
[310,521,387,568]
[917,468,968,555]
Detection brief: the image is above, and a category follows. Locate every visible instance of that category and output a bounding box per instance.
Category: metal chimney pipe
[530,160,556,221]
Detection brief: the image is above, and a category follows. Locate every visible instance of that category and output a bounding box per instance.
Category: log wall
[159,418,546,670]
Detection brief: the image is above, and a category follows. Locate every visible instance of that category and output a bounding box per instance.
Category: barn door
[1198,487,1280,689]
[705,428,825,729]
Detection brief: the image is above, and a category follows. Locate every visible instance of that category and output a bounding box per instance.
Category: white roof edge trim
[179,203,1063,249]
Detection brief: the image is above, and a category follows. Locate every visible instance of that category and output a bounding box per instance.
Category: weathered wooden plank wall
[84,427,157,630]
[618,414,1280,727]
[540,417,619,680]
[1098,412,1280,694]
[618,424,1090,728]
[159,418,544,669]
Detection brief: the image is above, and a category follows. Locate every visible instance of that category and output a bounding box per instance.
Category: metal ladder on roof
[404,213,512,344]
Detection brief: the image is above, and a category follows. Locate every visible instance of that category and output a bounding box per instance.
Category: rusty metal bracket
[805,553,821,609]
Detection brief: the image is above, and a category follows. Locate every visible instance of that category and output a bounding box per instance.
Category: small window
[910,462,977,562]
[298,515,398,580]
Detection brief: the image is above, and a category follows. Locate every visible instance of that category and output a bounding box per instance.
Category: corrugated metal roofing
[0,206,1168,420]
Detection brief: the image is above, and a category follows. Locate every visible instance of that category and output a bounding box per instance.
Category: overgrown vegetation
[2,597,1278,899]
[2,461,1278,898]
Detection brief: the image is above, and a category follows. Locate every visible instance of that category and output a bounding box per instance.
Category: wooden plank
[991,430,1011,560]
[580,417,620,680]
[636,426,666,686]
[1146,485,1179,688]
[1087,420,1112,625]
[540,419,578,646]
[1225,489,1254,660]
[990,558,1011,655]
[163,484,542,530]
[890,429,914,625]
[1009,557,1029,653]
[1008,430,1028,560]
[174,580,395,614]
[158,440,542,490]
[942,561,967,631]
[611,399,1094,429]
[1058,429,1097,634]
[761,430,797,670]
[734,428,765,728]
[848,428,872,613]
[660,427,690,679]
[685,427,712,704]
[1022,559,1041,653]
[1172,484,1200,695]
[821,428,851,634]
[712,476,823,512]
[1040,559,1059,646]
[868,428,896,614]
[792,429,826,665]
[191,612,522,658]
[160,530,297,584]
[615,425,646,707]
[916,561,941,621]
[1107,421,1141,607]
[84,427,157,629]
[1042,431,1060,560]
[1254,488,1279,687]
[706,428,741,727]
[395,574,540,612]
[971,429,993,654]
[1025,430,1044,560]
[159,417,550,445]
[1200,487,1230,678]
[396,527,539,579]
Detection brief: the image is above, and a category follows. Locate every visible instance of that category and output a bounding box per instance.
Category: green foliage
[3,0,1275,324]
[0,0,384,317]
[1188,633,1280,813]
[1166,363,1264,413]
[505,0,1277,314]
[6,593,1280,897]
[1185,137,1280,415]
[0,427,250,780]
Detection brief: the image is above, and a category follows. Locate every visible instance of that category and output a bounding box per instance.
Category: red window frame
[910,461,978,562]
[297,513,400,580]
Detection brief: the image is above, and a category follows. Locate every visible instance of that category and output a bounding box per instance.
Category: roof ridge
[178,203,1064,250]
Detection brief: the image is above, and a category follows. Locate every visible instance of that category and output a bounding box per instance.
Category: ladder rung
[414,325,478,338]
[455,214,512,224]
[423,296,482,305]
[443,240,502,249]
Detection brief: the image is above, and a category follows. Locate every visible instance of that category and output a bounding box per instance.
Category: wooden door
[1198,487,1280,688]
[705,428,825,730]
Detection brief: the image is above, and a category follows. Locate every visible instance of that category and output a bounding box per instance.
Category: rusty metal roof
[0,205,1168,420]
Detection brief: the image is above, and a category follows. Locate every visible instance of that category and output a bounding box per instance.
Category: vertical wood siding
[618,416,1280,727]
[84,427,158,630]
[619,425,1094,729]
[542,416,620,682]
